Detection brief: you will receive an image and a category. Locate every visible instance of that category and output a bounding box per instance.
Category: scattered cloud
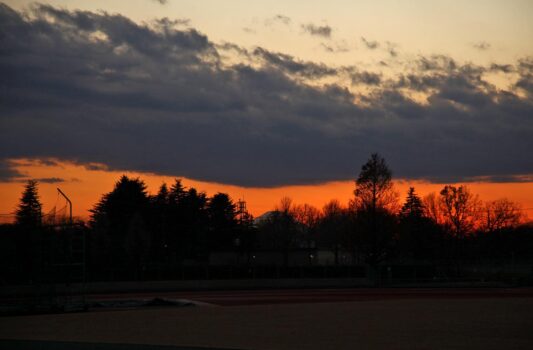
[0,4,531,187]
[349,70,382,86]
[253,47,337,79]
[34,177,65,184]
[301,23,332,38]
[321,42,350,53]
[361,37,379,49]
[242,27,256,34]
[265,14,291,26]
[472,41,491,50]
[490,63,514,73]
[0,159,25,182]
[84,163,110,171]
[386,41,399,57]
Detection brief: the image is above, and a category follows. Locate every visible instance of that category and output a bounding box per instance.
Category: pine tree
[15,180,42,227]
[400,187,424,218]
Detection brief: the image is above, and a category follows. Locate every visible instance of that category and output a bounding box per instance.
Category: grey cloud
[34,177,65,184]
[0,159,25,182]
[472,41,491,50]
[153,17,190,28]
[302,23,332,38]
[417,55,457,72]
[0,4,532,187]
[25,159,62,167]
[515,57,533,96]
[421,174,533,184]
[84,163,109,171]
[321,42,350,53]
[349,70,382,86]
[490,63,514,73]
[253,47,337,79]
[217,42,250,57]
[394,74,443,92]
[386,42,399,57]
[266,15,291,26]
[151,0,168,4]
[361,37,379,49]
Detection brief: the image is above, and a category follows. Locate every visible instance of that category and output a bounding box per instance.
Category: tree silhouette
[354,153,398,212]
[439,185,481,238]
[398,187,441,261]
[181,188,209,259]
[149,183,171,262]
[208,192,238,249]
[482,198,523,233]
[293,203,320,251]
[90,175,150,275]
[90,175,149,232]
[15,180,42,227]
[14,180,43,284]
[422,192,445,225]
[319,200,347,265]
[353,154,397,267]
[400,187,424,219]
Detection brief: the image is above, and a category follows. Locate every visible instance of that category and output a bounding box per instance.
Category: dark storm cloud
[0,4,532,187]
[301,23,332,38]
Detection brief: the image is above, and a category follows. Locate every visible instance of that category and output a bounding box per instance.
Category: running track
[87,287,533,306]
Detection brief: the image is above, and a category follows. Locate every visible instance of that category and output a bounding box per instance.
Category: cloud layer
[0,4,532,187]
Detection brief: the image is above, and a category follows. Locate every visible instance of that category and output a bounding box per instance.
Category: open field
[1,288,533,350]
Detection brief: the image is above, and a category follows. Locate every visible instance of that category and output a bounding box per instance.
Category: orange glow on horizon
[0,158,532,222]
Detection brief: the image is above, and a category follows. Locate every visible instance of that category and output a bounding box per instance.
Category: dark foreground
[87,287,533,306]
[1,288,533,350]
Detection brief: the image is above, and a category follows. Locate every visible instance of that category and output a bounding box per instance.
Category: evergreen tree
[90,175,149,234]
[181,188,209,259]
[207,193,237,249]
[149,183,171,261]
[169,179,186,205]
[15,180,42,227]
[400,187,424,218]
[398,187,439,262]
[90,175,150,273]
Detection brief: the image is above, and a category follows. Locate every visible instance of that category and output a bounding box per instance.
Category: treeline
[0,154,532,284]
[87,177,255,279]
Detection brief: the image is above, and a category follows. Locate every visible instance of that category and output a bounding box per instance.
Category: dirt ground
[1,296,533,350]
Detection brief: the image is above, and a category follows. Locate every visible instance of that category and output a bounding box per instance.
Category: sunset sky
[1,1,532,220]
